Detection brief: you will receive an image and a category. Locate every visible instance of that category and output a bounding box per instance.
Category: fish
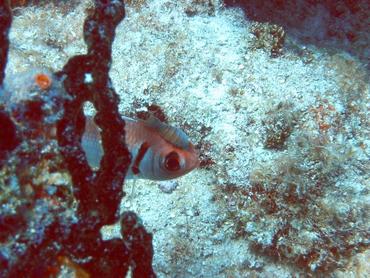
[81,115,199,180]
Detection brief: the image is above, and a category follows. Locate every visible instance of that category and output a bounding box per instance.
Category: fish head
[127,115,200,180]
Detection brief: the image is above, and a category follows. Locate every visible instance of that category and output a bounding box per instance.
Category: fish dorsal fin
[144,115,191,150]
[121,115,136,123]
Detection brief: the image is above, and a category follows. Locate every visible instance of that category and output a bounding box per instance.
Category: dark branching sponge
[55,0,155,276]
[56,0,130,226]
[0,109,20,156]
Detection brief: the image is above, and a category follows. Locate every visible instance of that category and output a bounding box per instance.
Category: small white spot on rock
[158,180,179,194]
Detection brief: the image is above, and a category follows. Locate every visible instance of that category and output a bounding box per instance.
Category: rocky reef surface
[1,0,369,277]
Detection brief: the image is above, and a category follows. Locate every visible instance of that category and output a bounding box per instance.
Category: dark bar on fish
[132,141,150,175]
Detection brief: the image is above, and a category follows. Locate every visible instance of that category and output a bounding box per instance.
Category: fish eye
[164,151,181,171]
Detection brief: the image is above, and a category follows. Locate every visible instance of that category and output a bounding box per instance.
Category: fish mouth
[189,144,200,167]
[194,156,201,169]
[190,150,201,170]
